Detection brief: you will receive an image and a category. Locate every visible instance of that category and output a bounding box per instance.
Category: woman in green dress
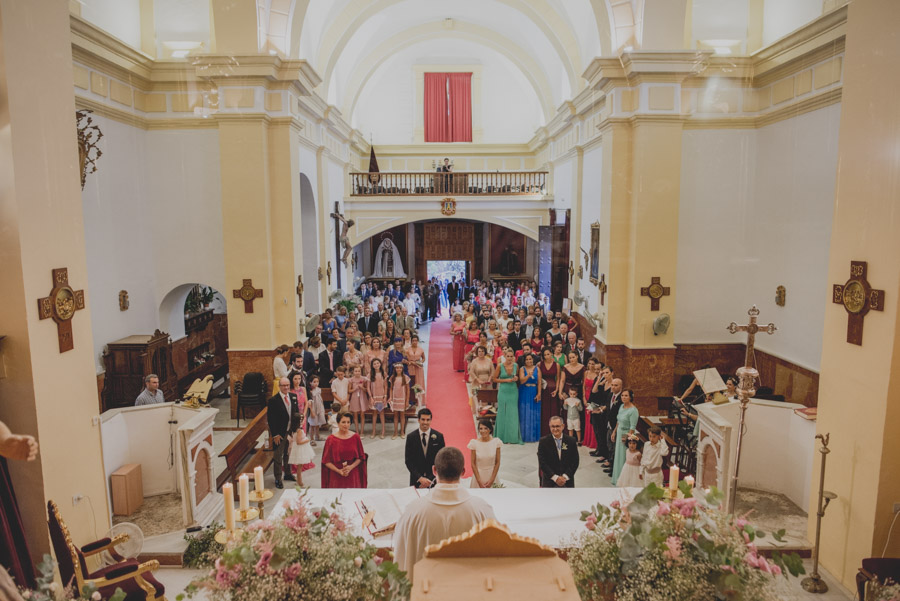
[611,389,640,486]
[493,347,523,444]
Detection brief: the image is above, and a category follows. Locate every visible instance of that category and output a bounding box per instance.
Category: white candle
[684,475,695,489]
[669,466,680,490]
[238,474,250,512]
[254,466,264,493]
[223,483,235,531]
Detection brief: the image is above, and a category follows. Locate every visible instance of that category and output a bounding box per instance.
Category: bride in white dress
[467,419,502,488]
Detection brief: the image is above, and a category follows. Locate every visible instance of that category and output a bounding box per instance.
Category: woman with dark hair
[493,347,522,444]
[539,348,561,437]
[530,326,543,353]
[467,419,502,488]
[468,345,495,413]
[611,388,640,486]
[321,413,367,488]
[518,354,542,442]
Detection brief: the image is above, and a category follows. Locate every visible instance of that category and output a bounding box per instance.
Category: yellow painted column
[568,145,584,300]
[624,119,682,349]
[217,117,277,349]
[210,0,259,55]
[814,0,900,587]
[0,0,110,563]
[316,146,332,308]
[267,120,304,343]
[598,121,633,347]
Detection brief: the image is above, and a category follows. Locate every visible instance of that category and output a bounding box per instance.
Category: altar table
[272,487,640,549]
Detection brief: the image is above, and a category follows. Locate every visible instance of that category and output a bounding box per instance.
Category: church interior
[1,0,899,598]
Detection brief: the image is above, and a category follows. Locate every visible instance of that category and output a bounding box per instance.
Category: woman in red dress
[538,348,561,437]
[321,413,368,488]
[581,357,600,449]
[450,313,467,372]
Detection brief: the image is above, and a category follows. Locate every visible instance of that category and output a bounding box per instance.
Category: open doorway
[427,260,468,283]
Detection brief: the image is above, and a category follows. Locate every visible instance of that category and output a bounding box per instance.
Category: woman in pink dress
[406,334,426,403]
[321,413,367,488]
[388,363,410,439]
[289,372,308,431]
[363,338,387,377]
[368,358,388,439]
[450,313,467,372]
[348,365,369,434]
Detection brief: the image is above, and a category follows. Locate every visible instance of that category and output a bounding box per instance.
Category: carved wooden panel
[423,222,475,266]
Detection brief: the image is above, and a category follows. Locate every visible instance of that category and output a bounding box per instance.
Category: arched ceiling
[258,0,617,127]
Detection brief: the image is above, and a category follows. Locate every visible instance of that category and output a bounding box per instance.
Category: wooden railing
[350,171,548,196]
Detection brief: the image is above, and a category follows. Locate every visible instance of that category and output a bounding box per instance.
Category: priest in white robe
[394,447,495,579]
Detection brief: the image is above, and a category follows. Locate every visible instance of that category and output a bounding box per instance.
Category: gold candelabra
[250,488,274,519]
[214,507,259,544]
[801,433,835,594]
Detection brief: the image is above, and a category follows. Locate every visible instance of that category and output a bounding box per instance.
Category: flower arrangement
[183,522,225,569]
[869,579,900,601]
[14,555,124,601]
[179,492,410,601]
[566,484,805,601]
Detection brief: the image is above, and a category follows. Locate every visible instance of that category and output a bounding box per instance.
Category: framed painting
[589,222,601,284]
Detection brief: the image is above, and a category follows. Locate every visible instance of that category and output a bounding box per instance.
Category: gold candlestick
[802,433,834,594]
[214,527,244,545]
[249,489,274,519]
[234,507,259,523]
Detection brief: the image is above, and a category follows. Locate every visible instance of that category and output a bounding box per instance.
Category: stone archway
[300,173,320,313]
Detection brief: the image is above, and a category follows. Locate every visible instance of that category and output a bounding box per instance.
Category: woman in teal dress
[493,348,523,444]
[518,354,543,443]
[611,389,640,486]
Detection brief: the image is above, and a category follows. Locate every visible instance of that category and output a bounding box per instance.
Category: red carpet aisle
[425,315,475,476]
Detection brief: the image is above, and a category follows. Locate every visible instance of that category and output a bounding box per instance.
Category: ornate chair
[47,501,166,601]
[857,558,900,600]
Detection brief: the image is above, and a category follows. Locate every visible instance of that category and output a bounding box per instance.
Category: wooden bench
[216,407,271,489]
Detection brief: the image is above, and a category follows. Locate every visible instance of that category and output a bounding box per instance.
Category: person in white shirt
[394,447,496,580]
[639,426,669,487]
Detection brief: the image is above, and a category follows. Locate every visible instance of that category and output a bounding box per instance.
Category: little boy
[640,426,669,487]
[330,366,350,411]
[563,388,582,444]
[327,401,343,436]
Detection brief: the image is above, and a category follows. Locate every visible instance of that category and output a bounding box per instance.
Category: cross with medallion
[832,260,884,346]
[233,279,263,313]
[640,276,670,311]
[38,268,86,353]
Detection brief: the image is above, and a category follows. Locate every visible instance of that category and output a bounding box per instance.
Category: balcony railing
[350,171,548,196]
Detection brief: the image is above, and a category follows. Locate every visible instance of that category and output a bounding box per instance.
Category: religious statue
[330,211,356,266]
[373,235,406,278]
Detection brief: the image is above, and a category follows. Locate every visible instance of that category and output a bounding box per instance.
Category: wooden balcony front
[350,171,548,196]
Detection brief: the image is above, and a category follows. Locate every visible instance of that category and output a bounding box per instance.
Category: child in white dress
[287,414,315,486]
[563,388,582,444]
[616,433,643,488]
[640,426,669,488]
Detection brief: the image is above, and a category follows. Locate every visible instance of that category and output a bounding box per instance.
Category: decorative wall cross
[568,261,574,285]
[640,276,670,311]
[598,274,607,306]
[296,275,304,308]
[326,262,333,286]
[727,305,777,368]
[832,260,884,345]
[38,268,85,353]
[233,279,263,313]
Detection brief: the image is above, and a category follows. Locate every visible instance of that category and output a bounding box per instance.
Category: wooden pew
[216,407,272,489]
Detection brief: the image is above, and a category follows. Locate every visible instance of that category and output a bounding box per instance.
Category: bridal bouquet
[567,484,805,601]
[180,493,410,601]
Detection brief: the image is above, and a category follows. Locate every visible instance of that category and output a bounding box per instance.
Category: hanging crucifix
[296,275,304,308]
[598,274,607,306]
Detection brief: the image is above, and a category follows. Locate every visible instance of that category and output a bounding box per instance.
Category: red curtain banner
[424,73,450,142]
[448,72,472,142]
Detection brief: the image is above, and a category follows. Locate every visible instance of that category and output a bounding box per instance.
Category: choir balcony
[350,171,548,196]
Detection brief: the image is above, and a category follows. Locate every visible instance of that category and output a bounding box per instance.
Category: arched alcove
[300,173,321,313]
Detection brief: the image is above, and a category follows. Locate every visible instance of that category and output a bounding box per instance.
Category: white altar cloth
[272,487,640,548]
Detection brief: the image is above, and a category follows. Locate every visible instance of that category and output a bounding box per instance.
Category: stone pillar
[815,0,900,587]
[0,0,110,563]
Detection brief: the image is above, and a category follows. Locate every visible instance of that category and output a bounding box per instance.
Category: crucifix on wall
[640,276,670,311]
[38,267,86,353]
[598,274,607,306]
[296,275,304,308]
[233,279,263,313]
[832,260,884,345]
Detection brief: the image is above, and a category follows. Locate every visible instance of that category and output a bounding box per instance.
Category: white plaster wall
[154,0,211,54]
[82,122,224,372]
[576,146,603,314]
[762,0,824,47]
[691,0,749,50]
[553,158,574,209]
[79,0,142,49]
[82,116,159,370]
[353,39,543,144]
[676,104,841,372]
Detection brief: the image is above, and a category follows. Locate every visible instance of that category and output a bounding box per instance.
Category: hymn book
[356,487,422,536]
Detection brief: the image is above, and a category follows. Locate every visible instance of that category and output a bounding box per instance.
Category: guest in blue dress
[387,338,409,376]
[518,354,543,443]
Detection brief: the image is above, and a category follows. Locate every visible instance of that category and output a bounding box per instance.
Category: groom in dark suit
[404,408,446,488]
[537,416,580,488]
[267,377,299,489]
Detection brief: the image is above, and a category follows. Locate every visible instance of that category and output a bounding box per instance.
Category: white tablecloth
[272,487,640,548]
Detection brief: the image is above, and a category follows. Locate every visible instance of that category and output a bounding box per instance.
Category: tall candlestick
[238,474,250,512]
[669,466,680,491]
[223,483,235,532]
[254,466,264,492]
